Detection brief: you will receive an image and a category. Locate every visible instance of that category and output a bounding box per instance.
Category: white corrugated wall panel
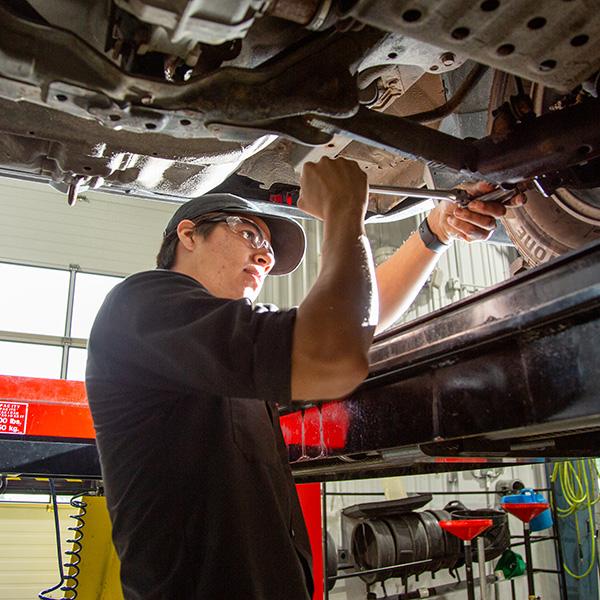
[0,177,176,276]
[259,218,321,307]
[260,213,516,319]
[0,502,76,599]
[0,177,322,288]
[366,213,517,326]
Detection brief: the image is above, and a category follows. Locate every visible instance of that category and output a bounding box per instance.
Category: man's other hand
[427,181,527,244]
[298,157,368,222]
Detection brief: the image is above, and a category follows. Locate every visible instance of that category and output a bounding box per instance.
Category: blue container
[501,488,553,532]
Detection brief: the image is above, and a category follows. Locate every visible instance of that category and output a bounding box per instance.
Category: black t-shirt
[86,270,312,600]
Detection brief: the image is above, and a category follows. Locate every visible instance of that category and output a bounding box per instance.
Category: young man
[86,157,523,599]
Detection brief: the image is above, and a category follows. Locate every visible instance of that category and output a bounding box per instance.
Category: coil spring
[60,494,88,598]
[39,483,88,600]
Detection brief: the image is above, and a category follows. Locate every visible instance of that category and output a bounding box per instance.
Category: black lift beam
[1,240,599,483]
[290,238,600,481]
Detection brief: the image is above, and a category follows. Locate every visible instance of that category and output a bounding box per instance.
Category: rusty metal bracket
[472,98,600,183]
[308,98,600,184]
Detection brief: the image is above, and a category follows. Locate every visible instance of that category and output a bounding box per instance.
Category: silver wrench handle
[369,185,524,207]
[369,185,462,202]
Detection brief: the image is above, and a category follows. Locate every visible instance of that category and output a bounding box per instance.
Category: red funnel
[438,519,493,541]
[501,502,549,523]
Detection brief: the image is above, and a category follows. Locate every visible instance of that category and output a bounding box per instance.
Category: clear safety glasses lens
[202,215,274,258]
[225,217,272,252]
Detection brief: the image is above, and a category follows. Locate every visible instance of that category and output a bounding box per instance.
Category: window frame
[0,260,123,380]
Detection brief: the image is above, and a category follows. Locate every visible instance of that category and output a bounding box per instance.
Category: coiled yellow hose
[551,459,600,579]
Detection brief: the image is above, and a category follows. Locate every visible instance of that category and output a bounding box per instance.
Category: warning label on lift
[0,401,28,435]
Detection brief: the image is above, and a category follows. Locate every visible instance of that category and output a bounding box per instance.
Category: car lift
[285,236,600,481]
[0,239,599,598]
[1,238,599,484]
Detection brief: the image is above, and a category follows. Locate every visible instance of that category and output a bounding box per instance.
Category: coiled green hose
[551,459,600,579]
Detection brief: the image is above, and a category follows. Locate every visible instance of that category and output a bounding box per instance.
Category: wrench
[369,184,527,207]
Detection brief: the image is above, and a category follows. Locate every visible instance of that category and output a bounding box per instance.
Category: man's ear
[176,219,198,251]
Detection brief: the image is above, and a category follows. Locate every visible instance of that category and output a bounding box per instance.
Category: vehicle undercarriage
[1,0,599,263]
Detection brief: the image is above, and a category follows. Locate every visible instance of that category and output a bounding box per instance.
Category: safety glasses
[201,214,275,259]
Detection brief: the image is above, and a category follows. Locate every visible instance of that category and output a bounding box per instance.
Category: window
[0,341,62,379]
[66,347,87,381]
[0,263,69,336]
[0,262,122,380]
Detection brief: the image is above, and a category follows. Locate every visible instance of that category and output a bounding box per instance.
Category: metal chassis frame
[1,3,599,193]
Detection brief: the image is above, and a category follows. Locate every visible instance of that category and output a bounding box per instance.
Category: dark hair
[156,220,219,269]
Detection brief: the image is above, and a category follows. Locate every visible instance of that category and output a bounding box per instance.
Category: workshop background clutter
[1,178,599,599]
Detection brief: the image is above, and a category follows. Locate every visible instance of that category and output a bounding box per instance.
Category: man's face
[189,213,275,301]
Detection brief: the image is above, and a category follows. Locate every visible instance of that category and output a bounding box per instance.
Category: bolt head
[440,52,456,66]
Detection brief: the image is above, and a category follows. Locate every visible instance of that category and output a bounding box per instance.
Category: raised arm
[375,182,526,333]
[291,158,378,401]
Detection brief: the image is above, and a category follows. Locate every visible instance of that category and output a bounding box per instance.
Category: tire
[488,73,600,266]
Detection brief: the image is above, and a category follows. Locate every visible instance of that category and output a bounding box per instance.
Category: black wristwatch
[418,217,451,254]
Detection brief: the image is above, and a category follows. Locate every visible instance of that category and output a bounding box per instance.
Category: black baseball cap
[164,194,306,276]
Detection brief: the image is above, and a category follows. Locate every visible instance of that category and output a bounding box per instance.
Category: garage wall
[0,177,516,314]
[0,177,325,306]
[0,501,76,600]
[0,177,174,276]
[366,213,518,326]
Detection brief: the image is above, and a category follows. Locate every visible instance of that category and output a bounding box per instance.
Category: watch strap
[418,217,451,254]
